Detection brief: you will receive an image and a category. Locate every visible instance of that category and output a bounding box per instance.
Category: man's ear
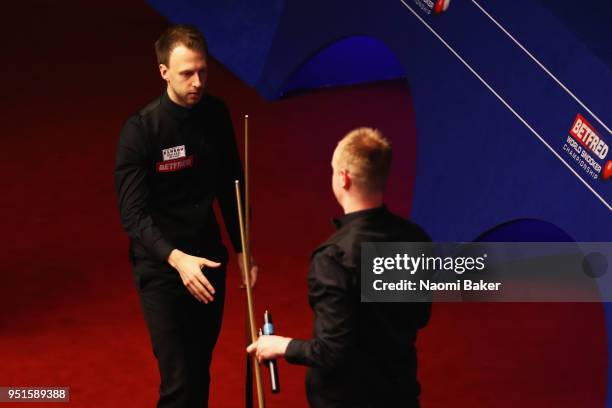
[340,169,351,189]
[159,64,169,81]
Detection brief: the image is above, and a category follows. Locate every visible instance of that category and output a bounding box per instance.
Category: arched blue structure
[475,218,577,243]
[280,36,405,96]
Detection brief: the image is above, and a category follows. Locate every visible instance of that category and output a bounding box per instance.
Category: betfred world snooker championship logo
[413,0,451,15]
[434,0,451,14]
[563,113,612,181]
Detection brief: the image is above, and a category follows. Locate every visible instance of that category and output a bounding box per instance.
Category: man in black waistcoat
[114,24,256,408]
[248,127,431,407]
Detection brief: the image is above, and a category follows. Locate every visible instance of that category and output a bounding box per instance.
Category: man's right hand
[167,249,221,303]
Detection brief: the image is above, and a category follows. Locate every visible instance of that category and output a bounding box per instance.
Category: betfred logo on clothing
[569,114,608,160]
[156,156,194,172]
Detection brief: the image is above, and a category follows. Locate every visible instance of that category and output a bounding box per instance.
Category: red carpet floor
[0,1,606,407]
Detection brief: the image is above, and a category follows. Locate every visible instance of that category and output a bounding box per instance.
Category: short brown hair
[155,24,208,66]
[335,127,392,193]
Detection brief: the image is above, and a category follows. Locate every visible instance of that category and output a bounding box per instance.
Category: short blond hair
[335,127,391,192]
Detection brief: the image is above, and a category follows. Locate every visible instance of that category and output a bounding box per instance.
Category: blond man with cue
[247,128,431,407]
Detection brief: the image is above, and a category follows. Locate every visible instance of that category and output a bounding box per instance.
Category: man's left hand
[246,335,291,363]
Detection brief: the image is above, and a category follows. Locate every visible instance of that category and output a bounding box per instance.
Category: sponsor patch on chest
[157,145,193,172]
[162,145,186,161]
[156,155,194,172]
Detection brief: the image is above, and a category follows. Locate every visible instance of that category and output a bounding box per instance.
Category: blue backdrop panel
[538,0,612,70]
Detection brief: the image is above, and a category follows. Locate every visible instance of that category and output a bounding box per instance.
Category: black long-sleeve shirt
[285,206,431,408]
[114,91,243,267]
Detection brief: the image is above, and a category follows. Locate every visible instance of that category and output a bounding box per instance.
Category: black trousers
[306,367,421,408]
[134,263,226,408]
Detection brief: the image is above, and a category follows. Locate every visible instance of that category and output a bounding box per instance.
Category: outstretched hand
[168,249,221,303]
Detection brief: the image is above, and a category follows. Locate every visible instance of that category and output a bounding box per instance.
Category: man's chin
[185,93,202,106]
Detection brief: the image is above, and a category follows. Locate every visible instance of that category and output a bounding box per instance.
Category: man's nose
[193,73,203,88]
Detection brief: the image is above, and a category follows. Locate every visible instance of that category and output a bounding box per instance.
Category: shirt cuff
[153,238,174,263]
[285,338,308,365]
